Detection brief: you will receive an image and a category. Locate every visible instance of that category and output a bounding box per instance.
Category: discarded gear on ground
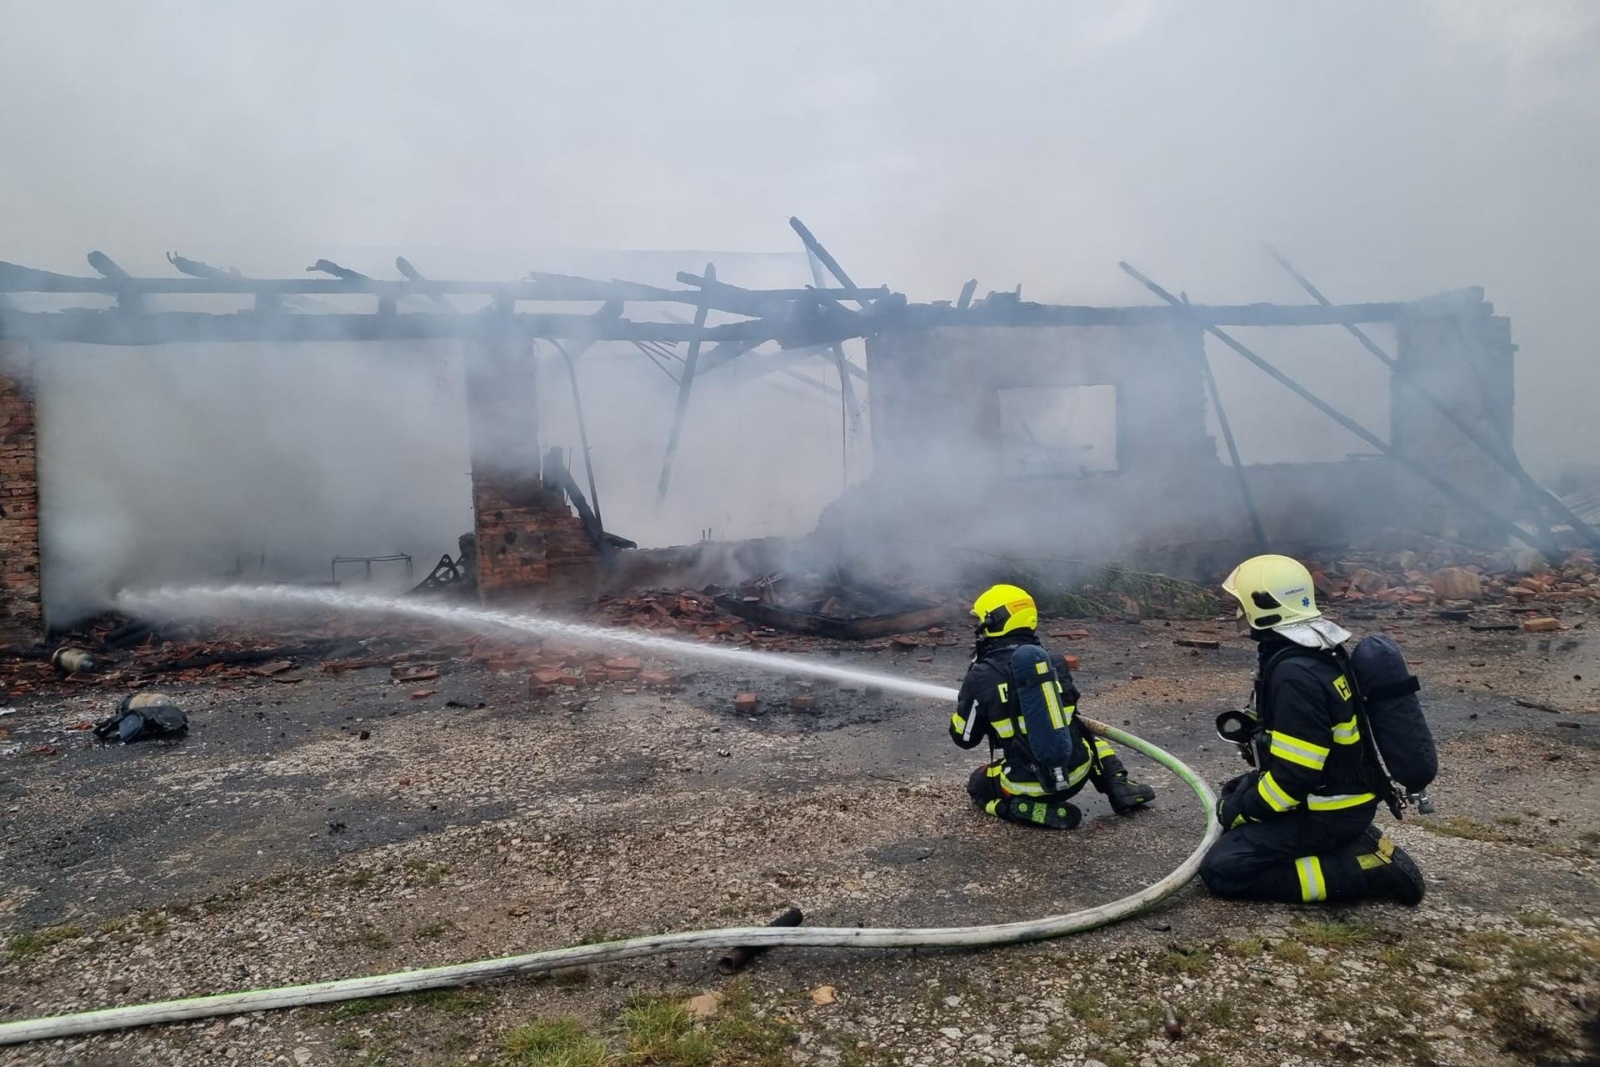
[93,692,188,744]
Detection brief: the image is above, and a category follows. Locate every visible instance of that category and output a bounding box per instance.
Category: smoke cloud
[2,1,1596,619]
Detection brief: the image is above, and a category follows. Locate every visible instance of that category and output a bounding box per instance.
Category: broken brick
[1173,637,1220,650]
[1522,617,1562,633]
[734,692,760,712]
[789,694,816,711]
[1063,654,1081,672]
[639,671,677,687]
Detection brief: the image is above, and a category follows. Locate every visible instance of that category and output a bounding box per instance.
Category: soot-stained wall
[0,342,41,639]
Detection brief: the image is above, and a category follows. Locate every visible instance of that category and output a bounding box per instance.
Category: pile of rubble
[1304,546,1597,627]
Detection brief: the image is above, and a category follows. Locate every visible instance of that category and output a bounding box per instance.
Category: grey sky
[4,0,1597,473]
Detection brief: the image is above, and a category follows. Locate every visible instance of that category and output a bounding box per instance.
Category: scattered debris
[1514,699,1567,714]
[716,906,804,974]
[251,660,295,677]
[1173,637,1220,650]
[1162,999,1183,1040]
[810,985,837,1006]
[716,572,946,639]
[51,647,97,674]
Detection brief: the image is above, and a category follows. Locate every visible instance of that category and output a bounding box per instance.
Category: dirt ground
[0,604,1596,1067]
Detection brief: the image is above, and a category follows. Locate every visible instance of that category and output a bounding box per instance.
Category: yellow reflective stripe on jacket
[992,717,1017,739]
[1295,856,1327,902]
[1001,759,1089,797]
[1093,737,1115,760]
[1257,771,1300,812]
[1306,792,1376,811]
[1331,715,1361,745]
[1269,730,1330,771]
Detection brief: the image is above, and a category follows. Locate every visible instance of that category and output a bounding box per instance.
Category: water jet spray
[0,584,1221,1047]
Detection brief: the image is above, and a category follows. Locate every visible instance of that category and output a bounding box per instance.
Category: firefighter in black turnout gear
[952,584,1156,829]
[1200,555,1426,906]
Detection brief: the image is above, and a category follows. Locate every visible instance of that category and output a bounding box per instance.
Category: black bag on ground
[93,694,189,744]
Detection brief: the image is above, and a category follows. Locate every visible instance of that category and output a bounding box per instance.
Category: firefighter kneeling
[1201,555,1428,906]
[951,584,1156,829]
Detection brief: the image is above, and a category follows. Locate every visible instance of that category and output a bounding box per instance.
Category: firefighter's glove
[1217,771,1253,798]
[1217,788,1257,831]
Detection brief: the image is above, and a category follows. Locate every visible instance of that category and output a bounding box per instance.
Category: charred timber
[0,262,886,305]
[0,309,874,347]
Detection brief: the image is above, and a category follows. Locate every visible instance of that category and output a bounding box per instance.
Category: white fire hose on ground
[0,716,1219,1047]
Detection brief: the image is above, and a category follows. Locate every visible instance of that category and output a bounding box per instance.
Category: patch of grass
[1273,939,1309,965]
[406,988,487,1014]
[1433,951,1488,974]
[621,999,715,1066]
[1294,919,1378,948]
[1221,935,1265,957]
[354,929,395,952]
[1063,986,1106,1021]
[346,868,380,890]
[403,860,452,886]
[1460,930,1514,953]
[1302,961,1336,983]
[333,997,395,1020]
[1515,909,1559,929]
[1418,817,1514,844]
[1391,986,1426,1019]
[703,982,793,1067]
[1198,1001,1236,1027]
[333,1034,363,1051]
[503,1017,608,1067]
[6,922,86,962]
[1158,948,1212,975]
[1468,980,1568,1059]
[1494,814,1523,826]
[1377,946,1409,970]
[1506,935,1585,973]
[1580,830,1600,845]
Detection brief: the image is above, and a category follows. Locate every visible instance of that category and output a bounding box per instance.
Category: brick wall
[0,342,42,639]
[463,340,598,604]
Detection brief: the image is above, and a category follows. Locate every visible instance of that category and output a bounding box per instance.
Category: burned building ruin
[1,222,1592,641]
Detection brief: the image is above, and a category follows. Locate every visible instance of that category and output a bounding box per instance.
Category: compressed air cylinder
[51,648,97,674]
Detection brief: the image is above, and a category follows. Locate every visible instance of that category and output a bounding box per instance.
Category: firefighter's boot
[1095,756,1156,814]
[1357,830,1426,906]
[1000,797,1083,830]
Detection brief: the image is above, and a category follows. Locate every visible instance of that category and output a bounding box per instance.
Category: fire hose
[0,715,1219,1047]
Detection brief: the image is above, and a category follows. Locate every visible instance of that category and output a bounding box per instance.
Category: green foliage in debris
[5,922,86,962]
[503,1017,609,1066]
[1002,559,1221,619]
[498,980,794,1067]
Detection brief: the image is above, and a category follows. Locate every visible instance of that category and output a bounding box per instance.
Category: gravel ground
[0,608,1595,1067]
